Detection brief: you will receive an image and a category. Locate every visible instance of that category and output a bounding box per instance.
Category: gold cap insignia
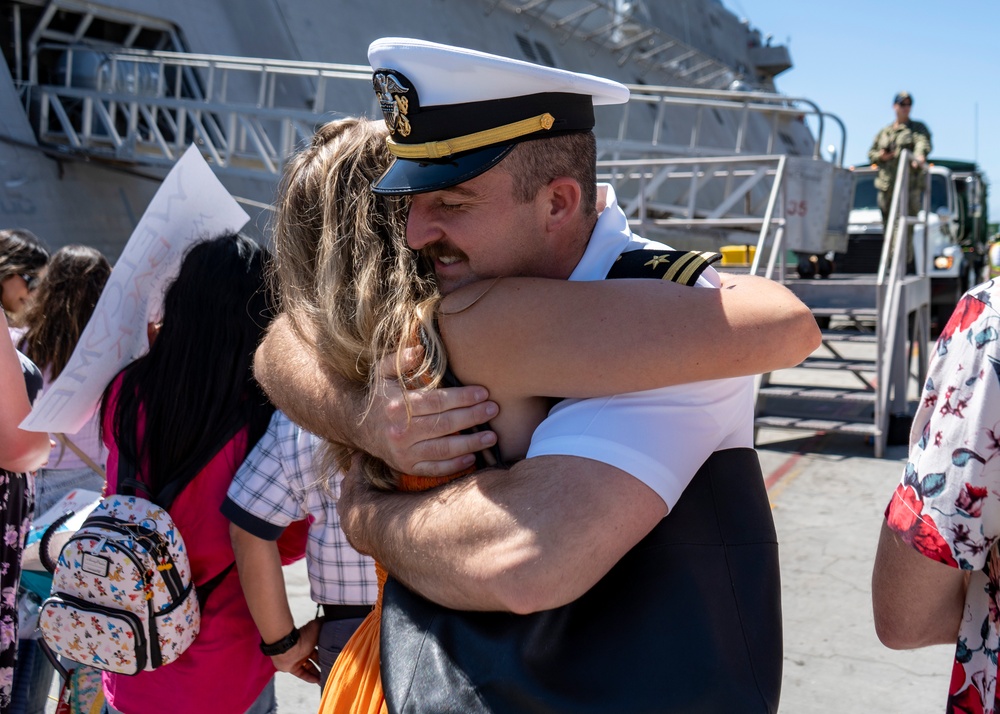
[373,71,412,137]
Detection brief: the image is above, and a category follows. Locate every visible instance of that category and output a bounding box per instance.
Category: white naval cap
[367,37,629,195]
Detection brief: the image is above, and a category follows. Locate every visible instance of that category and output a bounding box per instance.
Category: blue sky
[727,0,999,225]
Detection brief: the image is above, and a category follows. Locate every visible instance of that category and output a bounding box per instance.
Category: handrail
[597,154,785,233]
[619,83,844,163]
[22,44,375,177]
[870,149,931,457]
[597,153,788,280]
[874,151,910,452]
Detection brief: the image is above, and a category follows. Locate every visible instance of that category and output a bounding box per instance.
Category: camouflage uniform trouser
[878,187,921,268]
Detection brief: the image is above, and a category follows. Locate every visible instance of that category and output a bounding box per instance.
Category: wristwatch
[259,626,300,656]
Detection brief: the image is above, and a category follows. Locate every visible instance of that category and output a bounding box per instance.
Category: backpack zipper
[81,518,186,600]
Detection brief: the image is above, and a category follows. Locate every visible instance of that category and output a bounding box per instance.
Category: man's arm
[867,128,885,164]
[254,314,499,477]
[871,521,967,649]
[339,455,665,613]
[230,522,321,684]
[913,124,932,164]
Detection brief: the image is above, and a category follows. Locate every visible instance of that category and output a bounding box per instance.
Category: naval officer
[257,37,808,712]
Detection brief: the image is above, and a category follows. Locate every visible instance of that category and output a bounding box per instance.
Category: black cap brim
[372,143,515,195]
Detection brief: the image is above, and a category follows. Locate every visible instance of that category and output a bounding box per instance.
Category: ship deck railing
[21,44,846,182]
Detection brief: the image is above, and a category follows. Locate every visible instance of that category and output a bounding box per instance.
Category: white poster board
[21,145,249,434]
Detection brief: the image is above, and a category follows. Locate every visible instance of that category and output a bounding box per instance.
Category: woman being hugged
[99,233,278,714]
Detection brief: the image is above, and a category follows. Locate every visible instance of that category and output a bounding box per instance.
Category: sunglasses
[898,102,912,107]
[19,273,38,290]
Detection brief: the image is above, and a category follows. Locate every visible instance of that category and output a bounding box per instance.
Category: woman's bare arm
[254,314,499,476]
[0,312,50,472]
[439,273,820,399]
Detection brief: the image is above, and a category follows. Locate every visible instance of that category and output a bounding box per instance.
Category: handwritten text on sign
[21,145,249,433]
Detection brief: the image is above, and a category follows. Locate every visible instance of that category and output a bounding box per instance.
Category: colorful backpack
[38,428,237,675]
[39,493,202,674]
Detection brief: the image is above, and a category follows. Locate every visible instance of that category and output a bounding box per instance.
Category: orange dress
[319,472,462,714]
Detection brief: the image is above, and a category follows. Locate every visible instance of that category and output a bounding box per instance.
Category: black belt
[322,604,373,621]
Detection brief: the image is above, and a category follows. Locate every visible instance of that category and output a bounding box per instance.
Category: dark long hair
[101,233,276,498]
[0,228,49,282]
[0,228,49,321]
[21,245,111,379]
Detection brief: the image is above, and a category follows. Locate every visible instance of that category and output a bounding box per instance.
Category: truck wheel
[816,254,834,278]
[796,254,816,279]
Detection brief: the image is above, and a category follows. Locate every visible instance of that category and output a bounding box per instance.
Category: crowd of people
[4,35,988,714]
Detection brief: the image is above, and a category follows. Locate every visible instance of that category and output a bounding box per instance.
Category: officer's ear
[542,176,583,235]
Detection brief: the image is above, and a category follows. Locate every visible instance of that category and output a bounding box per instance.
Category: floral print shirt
[886,279,1000,714]
[0,350,41,709]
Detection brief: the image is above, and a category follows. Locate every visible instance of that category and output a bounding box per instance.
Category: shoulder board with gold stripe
[605,250,722,286]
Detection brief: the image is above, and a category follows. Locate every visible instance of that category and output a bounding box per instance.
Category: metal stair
[753,156,932,457]
[756,295,881,440]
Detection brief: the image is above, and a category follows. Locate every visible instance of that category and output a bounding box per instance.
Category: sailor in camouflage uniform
[867,91,932,266]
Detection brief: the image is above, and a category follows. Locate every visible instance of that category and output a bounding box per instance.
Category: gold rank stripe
[648,251,719,286]
[386,113,556,159]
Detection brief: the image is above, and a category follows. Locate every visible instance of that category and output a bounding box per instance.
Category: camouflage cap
[893,91,913,105]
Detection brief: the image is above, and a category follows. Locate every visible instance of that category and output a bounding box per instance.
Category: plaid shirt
[222,410,376,606]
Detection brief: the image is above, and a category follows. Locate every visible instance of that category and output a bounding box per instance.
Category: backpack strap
[606,249,722,285]
[197,561,236,610]
[115,419,246,511]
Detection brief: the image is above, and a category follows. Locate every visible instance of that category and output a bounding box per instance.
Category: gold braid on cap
[386,113,555,159]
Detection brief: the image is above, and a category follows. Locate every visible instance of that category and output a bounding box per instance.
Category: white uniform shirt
[526,184,755,510]
[222,410,377,606]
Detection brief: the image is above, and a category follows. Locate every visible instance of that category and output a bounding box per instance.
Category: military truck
[839,159,989,327]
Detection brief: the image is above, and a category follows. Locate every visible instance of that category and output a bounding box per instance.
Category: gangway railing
[874,150,931,454]
[23,44,845,188]
[22,44,373,178]
[597,154,788,278]
[611,84,846,165]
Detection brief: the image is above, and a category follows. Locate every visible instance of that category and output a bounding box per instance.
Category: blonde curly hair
[271,118,446,490]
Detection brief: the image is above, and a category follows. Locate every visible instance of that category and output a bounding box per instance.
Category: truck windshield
[853,175,878,210]
[929,174,950,213]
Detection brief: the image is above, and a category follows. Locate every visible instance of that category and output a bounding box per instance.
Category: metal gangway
[596,146,930,458]
[17,43,925,457]
[21,44,373,179]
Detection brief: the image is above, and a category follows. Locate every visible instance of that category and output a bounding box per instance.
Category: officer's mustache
[420,243,469,264]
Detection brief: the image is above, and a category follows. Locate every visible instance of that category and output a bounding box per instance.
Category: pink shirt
[101,377,275,714]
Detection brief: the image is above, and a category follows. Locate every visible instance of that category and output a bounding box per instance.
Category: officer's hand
[879,148,894,162]
[359,346,498,477]
[270,618,321,684]
[912,155,926,169]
